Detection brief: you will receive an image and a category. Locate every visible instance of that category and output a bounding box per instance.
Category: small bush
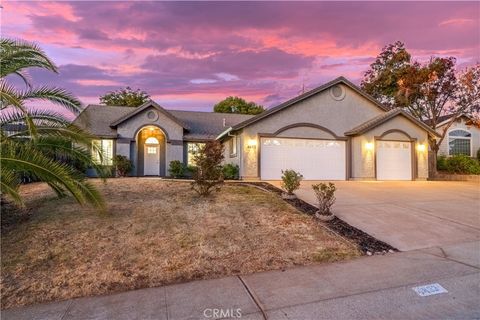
[437,156,448,172]
[113,155,133,177]
[441,155,480,174]
[312,182,336,215]
[477,148,480,161]
[280,169,303,195]
[169,160,186,178]
[437,154,480,174]
[191,141,225,196]
[222,163,239,180]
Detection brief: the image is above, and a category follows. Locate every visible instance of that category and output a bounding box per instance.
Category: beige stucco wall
[351,115,430,180]
[437,118,480,157]
[115,106,184,174]
[239,84,384,178]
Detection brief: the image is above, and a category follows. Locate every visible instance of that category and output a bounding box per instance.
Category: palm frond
[0,82,37,138]
[0,167,22,206]
[0,38,57,78]
[20,86,83,115]
[1,141,103,207]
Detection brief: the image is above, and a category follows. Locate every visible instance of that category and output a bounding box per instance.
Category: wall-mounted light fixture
[365,142,374,151]
[417,143,426,152]
[247,139,257,149]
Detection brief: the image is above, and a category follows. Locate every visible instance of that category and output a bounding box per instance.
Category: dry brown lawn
[1,178,360,309]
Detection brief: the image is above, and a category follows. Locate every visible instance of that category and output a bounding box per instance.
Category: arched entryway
[136,126,166,176]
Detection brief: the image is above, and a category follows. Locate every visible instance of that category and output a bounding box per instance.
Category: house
[74,76,439,180]
[427,114,480,158]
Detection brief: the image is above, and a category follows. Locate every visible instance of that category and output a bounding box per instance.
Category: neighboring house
[74,76,438,180]
[427,114,480,158]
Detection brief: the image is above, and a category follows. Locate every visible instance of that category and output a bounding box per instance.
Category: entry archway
[136,126,166,176]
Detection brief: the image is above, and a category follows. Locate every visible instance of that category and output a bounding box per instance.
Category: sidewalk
[2,241,479,320]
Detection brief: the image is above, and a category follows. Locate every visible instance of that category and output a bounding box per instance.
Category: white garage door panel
[260,138,346,180]
[376,140,412,180]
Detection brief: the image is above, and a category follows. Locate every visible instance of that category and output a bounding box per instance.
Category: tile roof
[73,104,254,140]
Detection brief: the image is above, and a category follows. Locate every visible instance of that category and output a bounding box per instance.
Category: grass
[1,178,360,309]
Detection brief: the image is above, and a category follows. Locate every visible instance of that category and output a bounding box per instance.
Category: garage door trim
[374,137,417,180]
[258,135,348,180]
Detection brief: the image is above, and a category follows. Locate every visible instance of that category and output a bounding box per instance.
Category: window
[147,147,157,154]
[448,129,471,156]
[145,137,159,144]
[229,136,237,157]
[92,139,113,165]
[187,142,205,166]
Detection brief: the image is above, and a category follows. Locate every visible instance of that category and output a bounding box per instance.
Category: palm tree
[1,38,105,208]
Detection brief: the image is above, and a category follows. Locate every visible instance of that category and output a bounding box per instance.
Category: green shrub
[477,148,480,161]
[437,156,448,172]
[312,182,336,215]
[439,155,480,175]
[168,160,186,178]
[280,169,303,195]
[222,163,239,180]
[113,155,133,177]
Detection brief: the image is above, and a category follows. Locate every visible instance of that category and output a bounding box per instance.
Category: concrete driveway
[271,181,480,251]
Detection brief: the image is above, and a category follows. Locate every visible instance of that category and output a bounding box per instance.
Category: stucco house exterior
[430,114,480,158]
[74,76,438,180]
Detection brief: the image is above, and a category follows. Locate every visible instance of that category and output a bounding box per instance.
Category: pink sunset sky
[3,1,480,112]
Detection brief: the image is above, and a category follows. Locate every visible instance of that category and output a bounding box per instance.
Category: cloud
[3,1,479,111]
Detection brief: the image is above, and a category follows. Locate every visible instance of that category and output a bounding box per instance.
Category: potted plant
[312,182,336,221]
[280,169,303,199]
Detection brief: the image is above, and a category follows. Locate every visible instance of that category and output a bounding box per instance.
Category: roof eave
[231,76,389,131]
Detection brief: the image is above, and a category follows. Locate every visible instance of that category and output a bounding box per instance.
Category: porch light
[417,144,426,152]
[365,142,374,151]
[247,139,257,149]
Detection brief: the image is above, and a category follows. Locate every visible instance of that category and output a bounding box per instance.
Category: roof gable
[110,100,188,128]
[229,76,389,132]
[344,109,439,137]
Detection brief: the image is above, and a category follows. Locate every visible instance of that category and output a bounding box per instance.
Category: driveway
[271,181,480,251]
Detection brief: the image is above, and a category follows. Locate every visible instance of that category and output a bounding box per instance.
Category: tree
[190,141,224,196]
[361,41,413,109]
[0,38,105,208]
[362,41,480,175]
[213,96,265,115]
[100,87,150,107]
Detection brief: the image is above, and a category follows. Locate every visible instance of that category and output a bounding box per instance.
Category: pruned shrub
[441,155,480,174]
[312,182,336,215]
[169,160,186,178]
[437,155,448,172]
[222,163,239,180]
[191,141,225,196]
[280,169,303,195]
[113,155,133,177]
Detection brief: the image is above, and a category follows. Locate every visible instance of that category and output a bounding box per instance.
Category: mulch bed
[235,182,398,254]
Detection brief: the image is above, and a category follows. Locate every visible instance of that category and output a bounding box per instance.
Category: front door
[144,144,160,175]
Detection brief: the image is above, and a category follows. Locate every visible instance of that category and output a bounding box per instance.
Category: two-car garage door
[260,137,346,180]
[260,137,413,180]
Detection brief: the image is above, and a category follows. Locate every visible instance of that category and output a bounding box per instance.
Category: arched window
[145,137,159,145]
[448,129,471,156]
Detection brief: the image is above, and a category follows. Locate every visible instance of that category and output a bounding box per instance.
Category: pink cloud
[3,1,479,112]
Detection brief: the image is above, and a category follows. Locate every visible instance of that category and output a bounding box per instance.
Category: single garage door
[260,137,346,180]
[376,140,412,180]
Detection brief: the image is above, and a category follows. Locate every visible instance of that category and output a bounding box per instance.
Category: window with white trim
[92,139,113,165]
[187,142,205,166]
[448,129,471,156]
[229,136,237,157]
